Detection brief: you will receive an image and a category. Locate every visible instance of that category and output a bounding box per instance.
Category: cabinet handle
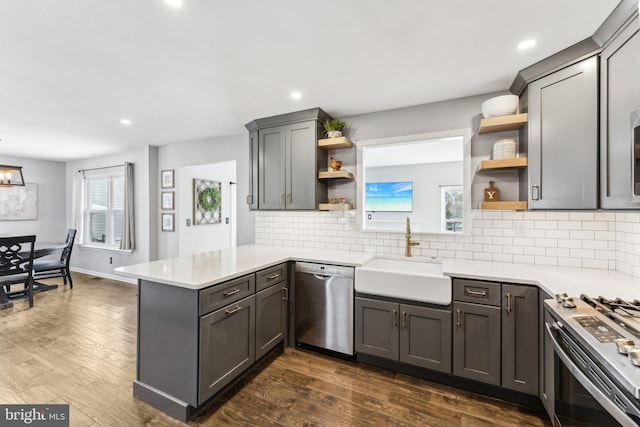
[223,288,240,297]
[267,273,281,281]
[532,185,540,201]
[280,193,286,204]
[392,310,398,327]
[456,309,463,328]
[506,292,512,313]
[465,288,487,297]
[281,287,288,301]
[225,305,242,315]
[401,311,407,329]
[246,195,253,205]
[286,193,292,204]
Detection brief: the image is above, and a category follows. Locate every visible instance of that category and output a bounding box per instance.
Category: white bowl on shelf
[482,95,519,118]
[492,139,517,159]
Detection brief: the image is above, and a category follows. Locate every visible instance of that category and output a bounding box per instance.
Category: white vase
[327,130,342,138]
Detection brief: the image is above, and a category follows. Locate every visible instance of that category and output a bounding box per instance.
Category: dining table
[0,241,67,309]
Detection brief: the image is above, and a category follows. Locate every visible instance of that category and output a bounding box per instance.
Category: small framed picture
[161,170,174,189]
[161,191,174,210]
[161,213,175,232]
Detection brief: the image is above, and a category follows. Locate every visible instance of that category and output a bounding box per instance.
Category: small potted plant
[324,119,346,138]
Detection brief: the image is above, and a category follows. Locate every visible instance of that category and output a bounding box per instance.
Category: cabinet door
[399,304,451,373]
[247,130,259,209]
[255,283,287,360]
[199,295,255,404]
[355,297,399,360]
[600,19,640,208]
[453,302,500,386]
[501,284,538,395]
[258,126,286,209]
[528,56,598,209]
[285,120,319,210]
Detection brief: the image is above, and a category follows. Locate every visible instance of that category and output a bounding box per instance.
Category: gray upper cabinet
[527,56,599,209]
[600,17,640,208]
[501,284,538,395]
[246,108,330,210]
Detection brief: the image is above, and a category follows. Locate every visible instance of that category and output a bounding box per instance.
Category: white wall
[0,155,66,241]
[365,162,462,232]
[65,146,155,279]
[157,134,252,260]
[178,161,236,256]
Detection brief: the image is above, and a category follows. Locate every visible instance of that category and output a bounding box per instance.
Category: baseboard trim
[70,267,137,285]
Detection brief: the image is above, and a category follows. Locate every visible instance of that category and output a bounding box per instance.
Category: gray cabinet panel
[399,304,451,373]
[528,56,599,209]
[256,263,288,292]
[540,292,555,419]
[255,283,287,360]
[600,19,640,208]
[501,284,538,395]
[286,121,319,210]
[453,302,501,386]
[355,297,399,360]
[199,295,255,404]
[199,274,255,316]
[258,126,286,209]
[248,130,258,209]
[453,279,501,306]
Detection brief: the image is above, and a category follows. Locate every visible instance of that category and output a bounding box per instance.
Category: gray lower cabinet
[452,301,501,386]
[501,284,538,394]
[255,282,288,360]
[527,55,599,209]
[355,297,451,374]
[600,17,640,208]
[199,295,256,405]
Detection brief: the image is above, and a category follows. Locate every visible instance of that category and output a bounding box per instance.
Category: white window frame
[83,168,125,250]
[440,185,463,233]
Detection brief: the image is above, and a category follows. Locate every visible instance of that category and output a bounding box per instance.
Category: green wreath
[198,186,221,212]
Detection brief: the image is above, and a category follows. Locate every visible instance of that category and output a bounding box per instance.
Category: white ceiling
[0,0,619,162]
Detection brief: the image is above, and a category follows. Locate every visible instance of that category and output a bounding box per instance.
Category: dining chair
[0,235,36,308]
[33,229,77,288]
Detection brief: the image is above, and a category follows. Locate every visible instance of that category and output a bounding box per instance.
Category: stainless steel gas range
[544,294,640,426]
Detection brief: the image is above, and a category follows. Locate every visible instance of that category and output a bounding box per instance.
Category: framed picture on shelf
[161,191,174,210]
[161,169,174,189]
[161,213,175,232]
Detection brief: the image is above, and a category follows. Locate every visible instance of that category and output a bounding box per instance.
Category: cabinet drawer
[256,263,288,291]
[453,279,500,306]
[199,274,256,316]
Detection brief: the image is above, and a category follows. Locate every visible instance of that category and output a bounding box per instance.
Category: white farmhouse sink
[355,257,452,305]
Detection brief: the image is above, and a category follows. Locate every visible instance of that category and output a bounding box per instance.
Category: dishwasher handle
[313,273,333,280]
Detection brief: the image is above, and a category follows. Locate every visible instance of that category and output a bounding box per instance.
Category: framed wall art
[161,191,174,210]
[161,213,175,232]
[193,178,222,225]
[161,169,174,189]
[0,183,38,220]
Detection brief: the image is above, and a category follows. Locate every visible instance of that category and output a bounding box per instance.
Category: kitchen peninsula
[116,244,640,421]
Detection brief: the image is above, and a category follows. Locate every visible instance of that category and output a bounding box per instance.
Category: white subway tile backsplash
[255,210,640,278]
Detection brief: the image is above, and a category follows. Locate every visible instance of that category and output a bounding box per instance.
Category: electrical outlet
[367,213,372,220]
[515,221,528,237]
[186,218,191,227]
[109,257,113,264]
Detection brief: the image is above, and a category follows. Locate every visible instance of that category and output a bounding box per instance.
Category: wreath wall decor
[193,178,222,225]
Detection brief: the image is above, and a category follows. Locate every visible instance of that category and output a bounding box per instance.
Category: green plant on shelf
[323,119,346,132]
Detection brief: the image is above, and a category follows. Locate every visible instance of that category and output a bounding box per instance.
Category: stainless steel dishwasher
[295,262,354,355]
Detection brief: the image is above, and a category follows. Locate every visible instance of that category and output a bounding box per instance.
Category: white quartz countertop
[115,244,640,300]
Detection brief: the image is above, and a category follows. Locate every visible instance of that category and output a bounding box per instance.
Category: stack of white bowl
[481,95,519,118]
[493,139,517,160]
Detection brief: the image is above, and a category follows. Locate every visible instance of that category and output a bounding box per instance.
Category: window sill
[79,244,133,255]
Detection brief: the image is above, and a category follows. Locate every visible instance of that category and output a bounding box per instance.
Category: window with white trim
[84,168,125,248]
[441,185,463,233]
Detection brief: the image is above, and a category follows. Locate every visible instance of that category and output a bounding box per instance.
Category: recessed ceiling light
[120,119,132,126]
[165,0,184,8]
[518,39,537,50]
[290,92,302,100]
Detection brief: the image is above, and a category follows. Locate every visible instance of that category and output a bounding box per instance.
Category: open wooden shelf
[479,113,528,134]
[318,137,353,150]
[318,170,354,180]
[478,157,528,172]
[318,203,353,211]
[481,201,528,210]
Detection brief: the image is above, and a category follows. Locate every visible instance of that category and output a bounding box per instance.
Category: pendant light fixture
[0,165,25,186]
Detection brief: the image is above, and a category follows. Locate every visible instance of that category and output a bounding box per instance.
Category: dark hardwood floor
[0,273,551,426]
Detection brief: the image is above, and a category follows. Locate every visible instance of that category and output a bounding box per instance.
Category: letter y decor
[193,178,222,225]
